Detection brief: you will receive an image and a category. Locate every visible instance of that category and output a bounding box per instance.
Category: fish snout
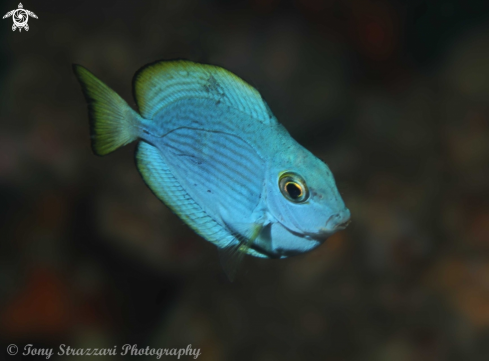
[324,209,351,232]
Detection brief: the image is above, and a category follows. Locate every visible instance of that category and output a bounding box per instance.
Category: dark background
[1,0,489,360]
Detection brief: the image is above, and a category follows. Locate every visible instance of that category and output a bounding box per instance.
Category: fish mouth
[275,209,351,243]
[332,218,351,230]
[291,224,350,242]
[319,209,351,235]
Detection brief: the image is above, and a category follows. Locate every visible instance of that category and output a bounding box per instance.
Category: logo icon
[3,3,37,32]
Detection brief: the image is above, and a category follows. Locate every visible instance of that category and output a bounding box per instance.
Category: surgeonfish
[73,60,351,279]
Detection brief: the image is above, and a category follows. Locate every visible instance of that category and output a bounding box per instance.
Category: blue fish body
[73,60,350,278]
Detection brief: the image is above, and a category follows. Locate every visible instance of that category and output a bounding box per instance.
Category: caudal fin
[73,64,140,156]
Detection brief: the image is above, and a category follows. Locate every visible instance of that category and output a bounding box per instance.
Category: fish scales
[139,98,267,220]
[160,129,264,219]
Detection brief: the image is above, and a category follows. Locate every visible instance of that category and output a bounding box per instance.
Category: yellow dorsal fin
[132,60,274,123]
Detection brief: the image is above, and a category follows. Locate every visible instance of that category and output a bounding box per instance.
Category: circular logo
[7,344,18,356]
[12,9,28,28]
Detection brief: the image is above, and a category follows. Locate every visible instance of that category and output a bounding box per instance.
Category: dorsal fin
[132,60,274,123]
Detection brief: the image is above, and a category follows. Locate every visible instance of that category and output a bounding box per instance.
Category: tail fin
[73,64,140,156]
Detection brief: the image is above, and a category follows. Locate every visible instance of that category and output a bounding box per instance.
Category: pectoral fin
[218,222,264,281]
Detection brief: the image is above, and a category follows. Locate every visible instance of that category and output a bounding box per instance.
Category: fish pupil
[286,182,302,199]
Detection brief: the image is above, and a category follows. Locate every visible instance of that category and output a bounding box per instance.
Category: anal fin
[136,141,267,281]
[136,141,233,249]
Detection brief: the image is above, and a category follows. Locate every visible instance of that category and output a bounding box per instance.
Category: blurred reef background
[1,0,489,360]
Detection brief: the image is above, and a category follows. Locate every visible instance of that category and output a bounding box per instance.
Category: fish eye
[279,173,309,203]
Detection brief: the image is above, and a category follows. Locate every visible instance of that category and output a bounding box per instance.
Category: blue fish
[73,60,351,279]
